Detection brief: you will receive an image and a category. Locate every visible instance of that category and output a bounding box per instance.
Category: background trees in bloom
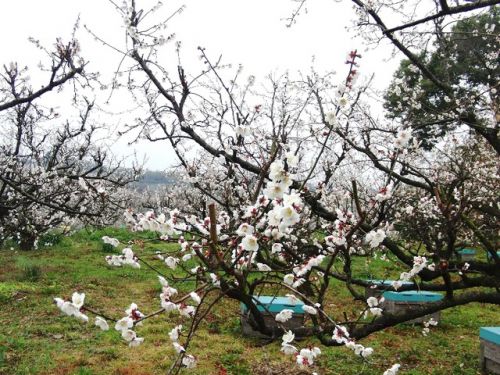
[0,37,137,250]
[48,0,499,373]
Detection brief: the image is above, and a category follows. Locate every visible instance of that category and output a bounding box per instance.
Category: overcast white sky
[0,0,400,170]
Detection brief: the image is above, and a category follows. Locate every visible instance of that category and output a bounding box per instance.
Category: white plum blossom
[280,206,300,226]
[271,243,283,254]
[302,305,318,315]
[179,304,196,317]
[241,235,259,252]
[283,274,295,286]
[256,263,272,271]
[209,273,220,287]
[161,301,179,312]
[282,330,295,343]
[106,248,140,268]
[275,309,294,323]
[72,292,85,309]
[325,234,346,247]
[332,326,350,344]
[361,347,374,357]
[236,223,254,237]
[169,325,182,342]
[296,347,321,367]
[365,229,386,248]
[165,256,179,270]
[173,342,185,353]
[102,236,120,247]
[286,294,300,304]
[326,111,337,126]
[281,343,298,355]
[182,354,197,368]
[383,364,401,375]
[121,329,144,347]
[285,152,299,168]
[394,129,412,149]
[95,316,109,331]
[366,297,379,308]
[190,292,201,305]
[54,293,88,322]
[374,184,393,202]
[115,317,134,332]
[263,182,286,200]
[121,329,136,342]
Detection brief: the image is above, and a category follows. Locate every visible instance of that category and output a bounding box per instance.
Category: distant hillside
[132,170,176,191]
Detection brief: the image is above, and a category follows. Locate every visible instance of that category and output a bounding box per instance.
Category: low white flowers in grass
[105,247,140,269]
[95,316,109,331]
[296,347,321,367]
[182,354,197,368]
[102,236,120,247]
[121,329,145,347]
[115,317,133,332]
[422,317,438,336]
[54,292,88,322]
[169,325,183,342]
[383,364,401,375]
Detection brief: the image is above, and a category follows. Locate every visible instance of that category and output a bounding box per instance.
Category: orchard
[1,1,499,374]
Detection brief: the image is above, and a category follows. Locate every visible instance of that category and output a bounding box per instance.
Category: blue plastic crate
[383,290,443,303]
[240,295,304,314]
[458,248,476,255]
[480,327,500,345]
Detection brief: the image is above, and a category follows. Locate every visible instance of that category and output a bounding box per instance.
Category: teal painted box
[481,327,500,345]
[383,291,443,302]
[458,248,476,261]
[240,296,304,314]
[480,327,500,374]
[240,296,305,337]
[382,291,443,324]
[364,279,413,298]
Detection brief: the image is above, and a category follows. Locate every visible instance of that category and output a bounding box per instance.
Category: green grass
[0,228,498,374]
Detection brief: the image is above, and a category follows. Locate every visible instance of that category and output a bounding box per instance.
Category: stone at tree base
[364,280,413,298]
[480,327,500,374]
[240,296,305,338]
[382,291,443,324]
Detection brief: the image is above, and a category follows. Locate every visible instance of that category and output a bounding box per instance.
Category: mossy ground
[0,228,498,374]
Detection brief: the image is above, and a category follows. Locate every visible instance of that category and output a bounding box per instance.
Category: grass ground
[0,228,498,375]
